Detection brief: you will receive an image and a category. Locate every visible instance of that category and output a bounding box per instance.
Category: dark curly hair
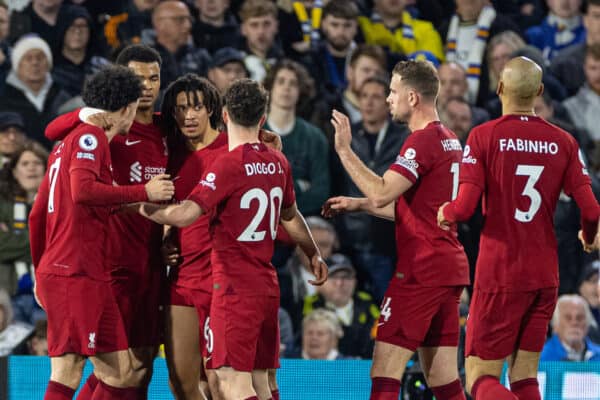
[0,141,48,202]
[161,73,223,152]
[263,59,315,114]
[224,79,268,127]
[116,44,162,67]
[82,65,143,111]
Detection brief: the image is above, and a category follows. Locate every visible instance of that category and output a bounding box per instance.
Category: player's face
[584,55,600,95]
[387,74,411,123]
[12,150,45,192]
[348,56,384,95]
[359,81,389,125]
[321,15,357,52]
[557,301,588,345]
[270,68,300,111]
[302,321,337,359]
[174,90,212,140]
[127,61,161,111]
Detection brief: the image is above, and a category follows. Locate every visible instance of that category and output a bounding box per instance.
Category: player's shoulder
[65,123,107,150]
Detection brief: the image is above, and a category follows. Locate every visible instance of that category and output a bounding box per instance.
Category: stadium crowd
[1,0,600,398]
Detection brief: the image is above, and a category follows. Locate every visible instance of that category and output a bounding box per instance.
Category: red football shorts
[376,283,463,351]
[36,272,129,357]
[169,283,212,357]
[466,287,557,359]
[206,293,280,372]
[110,263,166,349]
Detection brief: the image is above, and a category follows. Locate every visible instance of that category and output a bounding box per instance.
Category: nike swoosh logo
[125,139,141,146]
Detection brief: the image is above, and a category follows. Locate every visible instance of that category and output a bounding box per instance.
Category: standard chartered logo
[130,161,142,183]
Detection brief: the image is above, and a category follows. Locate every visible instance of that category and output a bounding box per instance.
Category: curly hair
[263,59,315,113]
[116,44,162,67]
[160,73,223,152]
[82,65,143,111]
[0,141,48,201]
[224,79,268,127]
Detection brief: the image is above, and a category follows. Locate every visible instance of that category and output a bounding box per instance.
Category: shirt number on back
[47,157,61,213]
[514,164,544,223]
[450,162,459,200]
[237,187,283,242]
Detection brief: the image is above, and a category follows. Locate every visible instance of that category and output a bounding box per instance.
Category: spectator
[551,0,600,96]
[277,0,324,56]
[0,288,32,356]
[103,0,159,51]
[263,59,330,216]
[0,112,26,166]
[331,76,408,302]
[578,260,600,342]
[357,0,444,65]
[279,216,338,333]
[437,62,490,126]
[9,0,69,50]
[51,5,109,97]
[312,44,387,140]
[0,36,71,148]
[305,0,359,95]
[192,0,242,54]
[486,31,526,99]
[563,43,600,169]
[238,0,283,82]
[298,308,351,360]
[303,254,379,359]
[27,318,47,355]
[148,0,211,89]
[541,294,600,361]
[443,0,521,107]
[526,0,585,62]
[207,47,249,95]
[0,1,11,94]
[0,142,47,299]
[439,96,473,144]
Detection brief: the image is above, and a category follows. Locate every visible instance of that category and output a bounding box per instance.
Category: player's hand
[322,196,362,218]
[87,112,112,130]
[308,255,328,286]
[259,128,282,151]
[331,109,352,153]
[33,280,44,310]
[437,202,451,231]
[162,231,180,267]
[578,230,600,253]
[145,174,175,202]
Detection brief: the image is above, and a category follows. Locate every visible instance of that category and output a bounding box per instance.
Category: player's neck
[135,108,154,125]
[186,126,220,151]
[408,106,439,132]
[502,102,536,117]
[227,125,260,151]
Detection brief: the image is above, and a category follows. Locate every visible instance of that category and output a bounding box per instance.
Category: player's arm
[322,196,395,221]
[437,182,483,230]
[280,202,328,285]
[29,175,50,267]
[136,200,203,228]
[332,110,413,207]
[571,184,600,249]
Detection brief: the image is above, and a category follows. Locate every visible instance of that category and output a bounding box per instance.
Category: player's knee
[508,358,539,382]
[423,365,459,388]
[50,356,86,388]
[267,369,278,391]
[464,357,503,395]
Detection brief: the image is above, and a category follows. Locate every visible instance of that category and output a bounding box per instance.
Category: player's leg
[214,368,256,399]
[89,349,146,398]
[267,369,279,400]
[370,341,413,400]
[418,287,466,400]
[46,354,86,400]
[251,369,271,400]
[252,296,280,400]
[507,288,557,400]
[164,304,205,400]
[465,356,516,399]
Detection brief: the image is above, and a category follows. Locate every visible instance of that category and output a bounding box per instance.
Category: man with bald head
[438,56,600,400]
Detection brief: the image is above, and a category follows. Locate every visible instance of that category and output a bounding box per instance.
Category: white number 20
[237,187,283,242]
[514,164,544,223]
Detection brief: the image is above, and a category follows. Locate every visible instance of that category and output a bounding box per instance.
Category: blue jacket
[541,334,600,361]
[526,17,585,61]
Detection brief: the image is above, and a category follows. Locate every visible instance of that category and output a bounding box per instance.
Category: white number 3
[514,164,544,223]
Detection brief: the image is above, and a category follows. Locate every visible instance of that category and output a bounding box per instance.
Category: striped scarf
[446,6,496,101]
[293,1,323,47]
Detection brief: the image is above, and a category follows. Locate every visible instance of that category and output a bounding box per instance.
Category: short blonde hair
[302,308,343,338]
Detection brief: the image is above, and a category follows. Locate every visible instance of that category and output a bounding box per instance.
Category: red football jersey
[37,124,113,280]
[460,115,591,292]
[106,117,168,271]
[170,132,228,292]
[388,121,469,287]
[188,143,295,297]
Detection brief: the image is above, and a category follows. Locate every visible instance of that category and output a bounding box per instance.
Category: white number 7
[47,157,61,213]
[514,165,544,223]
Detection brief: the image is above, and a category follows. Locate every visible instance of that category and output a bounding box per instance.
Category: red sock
[90,381,144,400]
[45,380,76,400]
[370,377,401,400]
[471,375,518,400]
[76,374,99,400]
[271,389,280,400]
[431,379,466,400]
[511,378,540,400]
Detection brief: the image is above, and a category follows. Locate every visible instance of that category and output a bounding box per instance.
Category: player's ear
[222,109,229,125]
[496,81,504,97]
[537,83,544,98]
[408,90,418,107]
